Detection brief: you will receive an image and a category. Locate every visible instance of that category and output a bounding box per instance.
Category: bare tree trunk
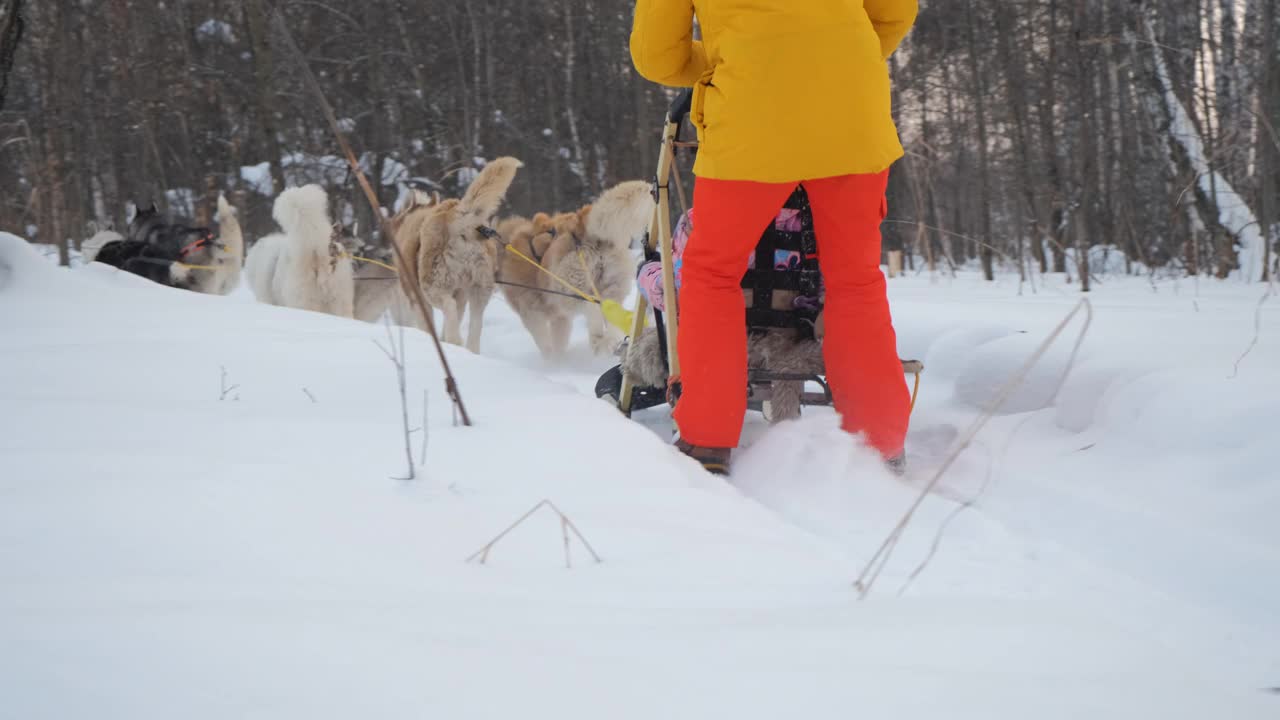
[33,1,68,263]
[1071,0,1093,291]
[0,0,23,114]
[246,0,285,195]
[1041,0,1068,273]
[917,68,937,273]
[1261,0,1278,280]
[1197,0,1232,277]
[1216,0,1239,142]
[561,0,589,196]
[997,2,1046,277]
[965,1,996,280]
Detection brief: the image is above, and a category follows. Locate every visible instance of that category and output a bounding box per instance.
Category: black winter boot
[675,439,732,476]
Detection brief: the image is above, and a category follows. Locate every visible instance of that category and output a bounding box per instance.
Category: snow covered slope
[1,232,1277,718]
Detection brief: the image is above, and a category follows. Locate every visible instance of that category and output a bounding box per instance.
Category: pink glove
[637,261,667,312]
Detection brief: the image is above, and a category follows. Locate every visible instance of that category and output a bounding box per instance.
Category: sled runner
[596,90,924,420]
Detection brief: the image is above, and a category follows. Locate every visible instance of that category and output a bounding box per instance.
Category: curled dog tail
[272,184,332,254]
[459,157,523,222]
[215,194,244,260]
[587,180,656,248]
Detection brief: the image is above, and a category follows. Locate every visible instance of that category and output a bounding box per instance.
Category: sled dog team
[86,158,658,359]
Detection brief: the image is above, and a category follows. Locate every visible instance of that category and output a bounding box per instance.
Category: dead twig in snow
[1229,285,1274,379]
[855,299,1094,599]
[302,387,317,403]
[375,317,416,481]
[467,500,603,569]
[219,365,239,401]
[896,442,995,598]
[418,390,429,467]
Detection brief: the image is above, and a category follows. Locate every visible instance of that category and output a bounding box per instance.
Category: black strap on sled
[739,186,822,337]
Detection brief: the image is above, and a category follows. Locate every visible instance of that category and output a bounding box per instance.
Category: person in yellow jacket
[631,0,918,475]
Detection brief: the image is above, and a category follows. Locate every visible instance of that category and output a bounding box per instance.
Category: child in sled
[615,187,827,427]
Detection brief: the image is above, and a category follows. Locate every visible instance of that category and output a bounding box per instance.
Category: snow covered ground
[2,232,1277,718]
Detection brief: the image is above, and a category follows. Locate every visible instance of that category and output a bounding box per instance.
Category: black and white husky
[82,202,231,292]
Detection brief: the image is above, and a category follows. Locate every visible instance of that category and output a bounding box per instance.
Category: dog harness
[176,228,217,260]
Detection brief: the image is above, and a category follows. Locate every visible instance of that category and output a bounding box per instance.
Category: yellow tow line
[349,248,637,334]
[348,249,919,412]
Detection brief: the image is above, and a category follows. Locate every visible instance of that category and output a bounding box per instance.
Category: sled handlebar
[666,89,693,128]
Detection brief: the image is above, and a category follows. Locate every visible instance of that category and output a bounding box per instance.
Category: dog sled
[595,90,924,421]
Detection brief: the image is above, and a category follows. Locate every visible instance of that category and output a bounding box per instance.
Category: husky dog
[388,157,523,353]
[184,194,244,296]
[159,196,244,294]
[85,204,220,290]
[351,249,405,324]
[499,180,653,359]
[244,184,354,318]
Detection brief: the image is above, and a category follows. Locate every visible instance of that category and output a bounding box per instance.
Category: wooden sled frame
[616,91,924,417]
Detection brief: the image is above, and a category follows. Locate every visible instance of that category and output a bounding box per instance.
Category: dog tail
[460,157,523,222]
[272,184,332,254]
[215,194,244,260]
[587,180,656,248]
[81,228,125,264]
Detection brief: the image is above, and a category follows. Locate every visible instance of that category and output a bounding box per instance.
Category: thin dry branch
[855,299,1094,599]
[467,500,603,569]
[376,317,416,481]
[1229,285,1274,379]
[418,389,429,467]
[219,365,239,401]
[896,442,996,597]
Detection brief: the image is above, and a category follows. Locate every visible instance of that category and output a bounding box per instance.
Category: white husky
[194,194,244,296]
[245,185,354,318]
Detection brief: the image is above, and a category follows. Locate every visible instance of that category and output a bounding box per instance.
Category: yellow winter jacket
[630,0,917,182]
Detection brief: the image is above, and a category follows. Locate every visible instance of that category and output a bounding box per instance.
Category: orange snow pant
[673,171,910,458]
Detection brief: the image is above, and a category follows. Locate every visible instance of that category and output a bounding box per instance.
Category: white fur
[459,157,523,223]
[585,180,655,249]
[81,229,124,265]
[244,185,354,317]
[204,194,244,296]
[184,194,245,295]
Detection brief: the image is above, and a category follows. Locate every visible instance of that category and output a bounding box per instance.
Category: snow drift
[1,232,1277,718]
